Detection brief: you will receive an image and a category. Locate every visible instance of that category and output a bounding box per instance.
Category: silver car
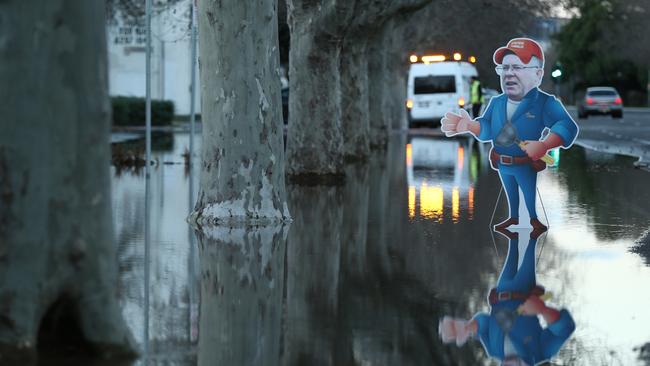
[578,86,623,119]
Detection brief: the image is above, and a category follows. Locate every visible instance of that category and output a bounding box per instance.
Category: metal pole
[189,0,198,174]
[647,67,650,107]
[144,0,152,363]
[146,0,152,175]
[143,175,151,365]
[145,0,153,229]
[188,0,199,344]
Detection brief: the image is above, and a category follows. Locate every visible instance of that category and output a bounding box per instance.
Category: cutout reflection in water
[439,228,576,365]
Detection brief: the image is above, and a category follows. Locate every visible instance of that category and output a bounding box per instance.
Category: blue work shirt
[476,88,579,157]
[473,307,576,365]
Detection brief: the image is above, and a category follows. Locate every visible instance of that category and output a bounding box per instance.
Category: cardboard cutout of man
[438,228,576,366]
[441,38,579,231]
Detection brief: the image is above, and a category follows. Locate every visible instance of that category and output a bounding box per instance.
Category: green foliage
[111,96,174,126]
[554,0,647,105]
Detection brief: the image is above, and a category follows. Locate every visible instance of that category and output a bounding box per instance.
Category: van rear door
[412,74,457,119]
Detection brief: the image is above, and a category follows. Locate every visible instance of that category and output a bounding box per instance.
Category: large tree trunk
[339,0,431,156]
[286,28,344,178]
[191,0,290,225]
[285,1,355,181]
[386,21,410,131]
[340,37,371,162]
[195,226,286,366]
[367,27,392,150]
[0,1,135,359]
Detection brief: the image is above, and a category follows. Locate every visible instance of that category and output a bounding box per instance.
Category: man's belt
[490,149,533,166]
[489,285,545,305]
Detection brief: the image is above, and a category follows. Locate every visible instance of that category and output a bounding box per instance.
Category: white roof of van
[409,61,477,75]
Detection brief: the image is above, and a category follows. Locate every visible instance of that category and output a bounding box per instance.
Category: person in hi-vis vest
[470,76,484,118]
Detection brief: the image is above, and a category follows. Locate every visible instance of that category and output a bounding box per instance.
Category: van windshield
[414,75,455,94]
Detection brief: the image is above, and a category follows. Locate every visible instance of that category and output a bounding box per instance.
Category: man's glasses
[495,65,540,75]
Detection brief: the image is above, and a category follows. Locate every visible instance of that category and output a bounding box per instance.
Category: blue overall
[473,232,576,365]
[477,88,578,219]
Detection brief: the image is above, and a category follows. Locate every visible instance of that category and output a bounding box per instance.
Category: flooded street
[107,132,650,366]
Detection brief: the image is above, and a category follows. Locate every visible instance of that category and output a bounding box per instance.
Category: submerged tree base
[189,204,292,228]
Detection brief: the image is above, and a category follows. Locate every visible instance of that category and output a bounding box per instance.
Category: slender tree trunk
[339,0,431,156]
[367,28,391,150]
[191,0,290,226]
[386,58,409,131]
[285,22,345,180]
[340,37,371,162]
[196,226,286,366]
[285,0,356,181]
[0,1,135,358]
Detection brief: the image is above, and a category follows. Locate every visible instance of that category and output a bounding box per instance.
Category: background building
[106,0,200,116]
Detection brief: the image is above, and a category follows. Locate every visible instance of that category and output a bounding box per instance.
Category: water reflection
[112,133,200,365]
[406,137,483,222]
[105,132,650,365]
[440,228,576,365]
[195,226,287,366]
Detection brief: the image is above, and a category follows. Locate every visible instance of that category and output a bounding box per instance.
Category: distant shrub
[111,96,174,126]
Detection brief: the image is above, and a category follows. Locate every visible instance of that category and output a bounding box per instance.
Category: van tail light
[458,97,465,107]
[406,99,413,109]
[614,97,622,104]
[586,97,594,105]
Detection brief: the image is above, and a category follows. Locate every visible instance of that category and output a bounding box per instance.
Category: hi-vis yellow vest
[471,80,484,104]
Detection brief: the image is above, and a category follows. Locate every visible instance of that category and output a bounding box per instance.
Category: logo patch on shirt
[525,112,536,119]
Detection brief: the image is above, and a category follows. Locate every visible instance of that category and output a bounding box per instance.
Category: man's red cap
[493,38,544,65]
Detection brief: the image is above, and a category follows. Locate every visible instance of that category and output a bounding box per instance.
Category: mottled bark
[195,226,286,366]
[192,0,290,225]
[286,27,345,178]
[340,38,371,161]
[340,0,431,156]
[385,21,411,131]
[367,27,392,150]
[0,0,135,358]
[285,0,355,180]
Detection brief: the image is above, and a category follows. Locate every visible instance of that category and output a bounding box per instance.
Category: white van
[407,60,478,127]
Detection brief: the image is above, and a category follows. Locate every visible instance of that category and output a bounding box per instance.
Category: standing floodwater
[104,132,650,365]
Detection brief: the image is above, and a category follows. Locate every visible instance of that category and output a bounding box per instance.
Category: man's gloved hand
[517,295,546,315]
[441,109,473,136]
[521,140,549,161]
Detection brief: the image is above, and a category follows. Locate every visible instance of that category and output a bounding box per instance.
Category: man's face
[499,54,543,101]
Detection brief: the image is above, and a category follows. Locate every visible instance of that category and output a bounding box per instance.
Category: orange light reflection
[408,186,416,218]
[457,146,464,171]
[420,182,443,222]
[468,186,475,220]
[406,143,412,167]
[452,187,460,222]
